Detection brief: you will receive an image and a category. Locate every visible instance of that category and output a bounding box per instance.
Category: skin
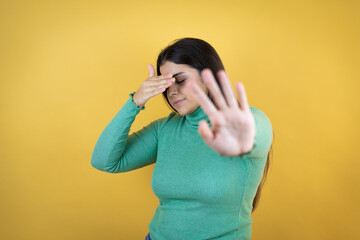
[160,61,209,116]
[134,61,256,156]
[183,68,256,156]
[132,64,176,108]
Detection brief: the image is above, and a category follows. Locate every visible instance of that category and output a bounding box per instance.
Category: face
[160,61,208,116]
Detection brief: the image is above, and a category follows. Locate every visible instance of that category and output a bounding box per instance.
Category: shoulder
[249,106,272,129]
[249,106,273,145]
[241,106,273,159]
[149,111,179,131]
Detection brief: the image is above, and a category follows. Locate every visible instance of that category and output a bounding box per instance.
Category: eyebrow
[172,72,185,78]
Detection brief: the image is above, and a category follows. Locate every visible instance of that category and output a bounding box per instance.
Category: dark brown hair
[156,37,273,212]
[157,37,224,111]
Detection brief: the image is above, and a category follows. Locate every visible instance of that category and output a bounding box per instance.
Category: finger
[144,82,173,94]
[198,120,213,144]
[217,70,238,108]
[148,74,173,81]
[147,78,175,87]
[201,69,227,109]
[148,64,155,77]
[235,82,250,111]
[184,80,218,117]
[147,86,167,96]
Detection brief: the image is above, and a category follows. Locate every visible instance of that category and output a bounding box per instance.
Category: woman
[91,38,273,240]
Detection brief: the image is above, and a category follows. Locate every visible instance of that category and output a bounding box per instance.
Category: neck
[185,106,210,126]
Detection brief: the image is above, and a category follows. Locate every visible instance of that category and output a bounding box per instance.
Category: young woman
[91,38,273,240]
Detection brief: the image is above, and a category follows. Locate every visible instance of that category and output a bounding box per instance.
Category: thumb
[148,64,155,78]
[198,120,213,144]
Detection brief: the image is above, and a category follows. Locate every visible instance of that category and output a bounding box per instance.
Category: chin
[178,107,197,116]
[177,110,187,116]
[173,107,188,116]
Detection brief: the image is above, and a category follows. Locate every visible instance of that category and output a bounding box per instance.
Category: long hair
[156,37,273,212]
[252,133,274,212]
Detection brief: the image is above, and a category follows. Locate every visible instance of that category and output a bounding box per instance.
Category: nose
[167,83,179,97]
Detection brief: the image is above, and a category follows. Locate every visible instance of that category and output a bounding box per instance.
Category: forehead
[160,61,198,75]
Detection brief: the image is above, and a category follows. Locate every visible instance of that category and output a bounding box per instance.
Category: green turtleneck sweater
[91,92,273,240]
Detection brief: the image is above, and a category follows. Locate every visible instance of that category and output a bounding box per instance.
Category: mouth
[173,99,185,107]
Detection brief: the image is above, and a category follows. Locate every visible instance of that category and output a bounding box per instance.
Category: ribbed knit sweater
[91,92,273,240]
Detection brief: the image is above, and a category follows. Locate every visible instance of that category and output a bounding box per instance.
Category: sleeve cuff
[129,92,145,110]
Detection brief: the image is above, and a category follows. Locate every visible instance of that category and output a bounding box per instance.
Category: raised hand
[132,64,175,108]
[183,69,256,156]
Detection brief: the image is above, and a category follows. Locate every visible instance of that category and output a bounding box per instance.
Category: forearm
[91,93,145,172]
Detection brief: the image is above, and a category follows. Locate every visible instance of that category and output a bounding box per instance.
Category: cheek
[180,80,203,99]
[198,77,207,91]
[195,76,206,89]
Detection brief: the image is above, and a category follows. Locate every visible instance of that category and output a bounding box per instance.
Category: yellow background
[1,0,359,239]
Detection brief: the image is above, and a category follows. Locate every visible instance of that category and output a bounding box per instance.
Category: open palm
[184,69,256,156]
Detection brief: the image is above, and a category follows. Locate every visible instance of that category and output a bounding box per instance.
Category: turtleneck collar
[185,106,210,126]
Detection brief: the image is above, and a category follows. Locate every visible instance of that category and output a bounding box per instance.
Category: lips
[173,99,185,106]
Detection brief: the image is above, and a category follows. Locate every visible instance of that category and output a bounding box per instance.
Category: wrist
[239,141,255,156]
[131,92,145,108]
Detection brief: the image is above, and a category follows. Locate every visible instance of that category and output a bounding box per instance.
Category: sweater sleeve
[91,92,164,173]
[239,107,273,159]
